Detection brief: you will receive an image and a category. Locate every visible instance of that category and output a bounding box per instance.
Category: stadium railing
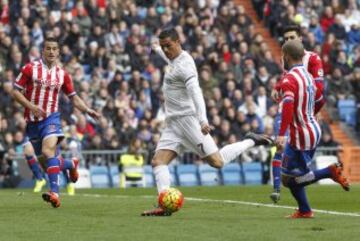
[3,146,359,188]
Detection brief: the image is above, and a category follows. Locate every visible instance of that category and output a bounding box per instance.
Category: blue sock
[62,170,70,184]
[313,167,331,180]
[46,157,60,194]
[289,186,311,213]
[272,153,282,191]
[58,155,74,171]
[26,155,43,180]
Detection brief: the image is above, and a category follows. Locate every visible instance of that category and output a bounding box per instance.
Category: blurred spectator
[4,0,358,168]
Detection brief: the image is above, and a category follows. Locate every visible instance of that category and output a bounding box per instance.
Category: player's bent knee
[42,149,56,159]
[151,158,163,168]
[204,153,224,169]
[209,161,223,169]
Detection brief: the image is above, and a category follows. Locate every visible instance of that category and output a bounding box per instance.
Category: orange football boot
[287,209,314,219]
[69,158,79,183]
[42,192,61,208]
[329,163,350,191]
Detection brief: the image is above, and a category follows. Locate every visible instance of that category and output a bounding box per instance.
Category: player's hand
[86,108,101,121]
[315,113,322,122]
[271,89,280,102]
[30,105,46,118]
[151,39,160,51]
[201,122,213,135]
[270,189,280,204]
[275,136,286,152]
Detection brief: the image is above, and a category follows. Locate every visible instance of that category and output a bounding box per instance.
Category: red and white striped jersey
[279,65,322,150]
[14,60,76,122]
[303,50,324,93]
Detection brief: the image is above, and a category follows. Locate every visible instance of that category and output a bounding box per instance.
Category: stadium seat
[221,163,242,185]
[176,164,199,186]
[198,164,220,186]
[109,165,120,188]
[143,165,154,187]
[337,99,357,126]
[315,155,338,185]
[89,166,111,188]
[242,162,263,185]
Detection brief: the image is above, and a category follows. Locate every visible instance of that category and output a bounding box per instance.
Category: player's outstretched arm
[151,40,170,64]
[70,95,101,121]
[12,88,46,118]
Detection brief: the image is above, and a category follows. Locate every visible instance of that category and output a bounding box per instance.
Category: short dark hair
[44,37,60,46]
[159,28,179,41]
[283,25,301,36]
[282,40,304,61]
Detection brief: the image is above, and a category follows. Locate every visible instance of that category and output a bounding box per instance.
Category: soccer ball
[158,188,184,213]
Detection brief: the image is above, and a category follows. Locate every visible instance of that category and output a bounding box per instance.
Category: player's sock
[62,169,70,184]
[46,157,60,194]
[289,186,311,213]
[290,168,332,187]
[154,165,171,194]
[272,153,282,191]
[26,155,43,180]
[313,167,332,180]
[58,155,74,170]
[219,139,255,165]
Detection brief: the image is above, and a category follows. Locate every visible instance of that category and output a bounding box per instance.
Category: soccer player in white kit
[142,28,274,216]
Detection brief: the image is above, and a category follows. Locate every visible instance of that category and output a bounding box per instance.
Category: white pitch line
[76,193,360,217]
[185,197,360,217]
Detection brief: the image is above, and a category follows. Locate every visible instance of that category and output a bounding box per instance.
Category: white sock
[153,165,171,194]
[219,139,255,165]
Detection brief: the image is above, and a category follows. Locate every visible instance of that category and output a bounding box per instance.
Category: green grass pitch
[1,185,359,241]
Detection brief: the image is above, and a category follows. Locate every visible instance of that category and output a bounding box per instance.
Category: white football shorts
[156,115,218,158]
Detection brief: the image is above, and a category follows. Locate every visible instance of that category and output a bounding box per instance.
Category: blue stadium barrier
[143,165,154,187]
[168,165,178,186]
[176,164,199,186]
[337,99,357,126]
[198,164,220,186]
[89,166,111,188]
[242,162,263,185]
[109,165,120,188]
[221,163,242,185]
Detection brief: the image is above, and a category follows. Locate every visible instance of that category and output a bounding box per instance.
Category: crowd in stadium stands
[0,0,356,169]
[255,0,360,130]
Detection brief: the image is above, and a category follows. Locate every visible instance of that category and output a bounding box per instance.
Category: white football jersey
[162,50,198,118]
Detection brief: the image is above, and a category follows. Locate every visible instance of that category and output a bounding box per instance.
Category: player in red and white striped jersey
[12,37,100,208]
[14,59,76,122]
[270,25,326,203]
[277,60,321,151]
[275,41,349,218]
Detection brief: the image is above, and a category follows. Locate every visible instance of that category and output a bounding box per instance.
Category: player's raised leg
[203,132,274,168]
[284,162,350,191]
[58,154,79,196]
[141,149,177,216]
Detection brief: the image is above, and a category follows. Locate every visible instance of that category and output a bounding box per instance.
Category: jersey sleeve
[62,72,76,97]
[14,64,33,90]
[278,76,297,136]
[308,54,323,80]
[279,76,297,102]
